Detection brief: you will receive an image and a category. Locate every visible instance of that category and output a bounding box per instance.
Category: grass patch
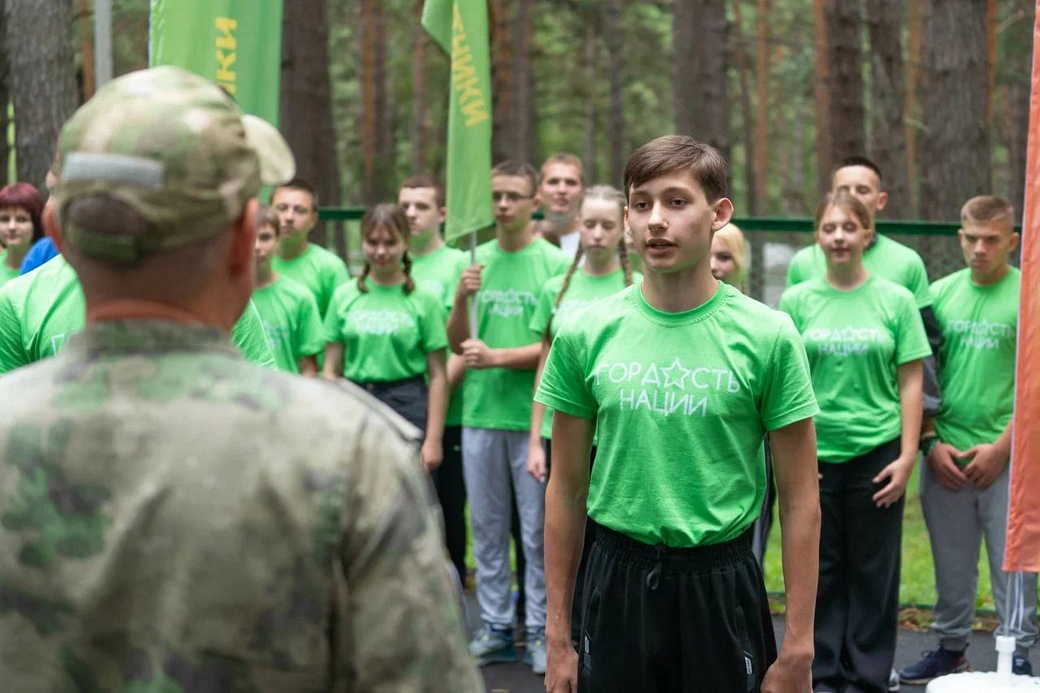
[764,461,995,612]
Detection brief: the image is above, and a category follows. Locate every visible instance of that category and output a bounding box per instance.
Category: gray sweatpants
[462,427,546,630]
[921,462,1038,653]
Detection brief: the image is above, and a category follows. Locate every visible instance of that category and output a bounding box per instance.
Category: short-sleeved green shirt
[252,276,325,374]
[0,255,276,372]
[411,244,469,426]
[780,276,931,462]
[463,238,570,430]
[272,243,350,317]
[932,267,1019,451]
[0,252,19,288]
[786,234,933,308]
[536,282,818,548]
[529,268,639,439]
[324,279,447,382]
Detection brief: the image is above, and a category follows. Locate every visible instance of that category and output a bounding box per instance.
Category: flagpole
[469,232,478,339]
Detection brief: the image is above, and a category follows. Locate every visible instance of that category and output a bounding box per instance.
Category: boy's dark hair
[623,136,728,202]
[961,195,1015,226]
[834,155,884,186]
[400,173,445,208]
[273,177,318,208]
[491,160,539,197]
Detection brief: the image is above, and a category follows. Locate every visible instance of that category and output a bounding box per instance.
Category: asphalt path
[462,593,1039,692]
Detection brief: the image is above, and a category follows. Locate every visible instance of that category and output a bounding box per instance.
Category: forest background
[1,0,1032,610]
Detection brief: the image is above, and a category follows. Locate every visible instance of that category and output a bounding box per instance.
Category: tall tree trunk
[281,0,342,247]
[826,0,865,163]
[76,0,95,100]
[357,0,390,205]
[489,0,513,163]
[985,0,997,127]
[920,0,990,220]
[753,0,770,212]
[674,0,730,164]
[0,0,8,184]
[582,21,599,183]
[4,0,77,191]
[813,0,832,197]
[1004,0,1034,221]
[905,0,924,214]
[605,0,626,186]
[513,0,535,164]
[410,0,429,174]
[733,0,758,214]
[865,0,910,218]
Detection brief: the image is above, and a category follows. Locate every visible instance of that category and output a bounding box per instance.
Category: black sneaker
[1013,654,1033,677]
[898,647,969,685]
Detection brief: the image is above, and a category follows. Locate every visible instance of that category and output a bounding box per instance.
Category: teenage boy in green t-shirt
[252,208,324,375]
[271,178,350,318]
[899,196,1038,684]
[447,161,570,674]
[536,136,821,692]
[399,174,469,582]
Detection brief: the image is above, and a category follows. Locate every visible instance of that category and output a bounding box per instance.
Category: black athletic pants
[434,425,468,583]
[352,375,428,432]
[813,439,904,693]
[578,523,776,692]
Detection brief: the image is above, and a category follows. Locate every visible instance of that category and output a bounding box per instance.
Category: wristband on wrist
[920,434,939,456]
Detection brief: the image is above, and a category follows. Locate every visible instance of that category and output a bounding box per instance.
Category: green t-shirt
[463,237,570,430]
[324,279,447,382]
[786,234,933,308]
[529,268,640,439]
[252,275,325,374]
[536,282,818,548]
[0,252,19,288]
[780,275,931,462]
[0,255,276,372]
[272,243,350,317]
[411,244,469,426]
[931,267,1019,451]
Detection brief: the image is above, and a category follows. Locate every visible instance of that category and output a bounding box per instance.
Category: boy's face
[398,186,444,239]
[625,171,732,275]
[492,174,539,233]
[959,219,1018,281]
[272,187,317,242]
[539,162,583,217]
[832,166,887,216]
[254,222,279,266]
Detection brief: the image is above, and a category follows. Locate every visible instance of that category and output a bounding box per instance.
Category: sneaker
[523,627,546,675]
[898,647,969,685]
[888,667,900,691]
[1013,654,1033,677]
[469,623,518,665]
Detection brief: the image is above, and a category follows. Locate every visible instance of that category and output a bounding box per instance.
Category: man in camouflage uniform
[0,66,483,692]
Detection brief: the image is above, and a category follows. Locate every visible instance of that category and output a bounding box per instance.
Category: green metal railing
[318,208,1022,236]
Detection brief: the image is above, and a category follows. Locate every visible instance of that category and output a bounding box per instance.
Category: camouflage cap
[54,66,262,264]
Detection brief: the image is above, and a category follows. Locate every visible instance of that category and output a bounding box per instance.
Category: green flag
[149,0,284,126]
[422,0,494,242]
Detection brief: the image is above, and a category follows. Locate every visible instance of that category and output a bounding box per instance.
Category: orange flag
[1005,2,1040,573]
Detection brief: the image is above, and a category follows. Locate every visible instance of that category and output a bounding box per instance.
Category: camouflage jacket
[0,320,482,692]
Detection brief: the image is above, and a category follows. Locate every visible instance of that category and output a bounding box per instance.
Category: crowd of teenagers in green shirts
[0,133,1034,693]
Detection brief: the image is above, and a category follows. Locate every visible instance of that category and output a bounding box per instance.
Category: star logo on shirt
[661,357,691,389]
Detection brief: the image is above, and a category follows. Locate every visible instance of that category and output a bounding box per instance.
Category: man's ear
[228,199,259,275]
[876,190,888,212]
[711,198,735,231]
[438,206,447,225]
[42,199,65,253]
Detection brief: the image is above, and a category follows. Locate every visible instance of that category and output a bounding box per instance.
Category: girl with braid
[323,203,449,471]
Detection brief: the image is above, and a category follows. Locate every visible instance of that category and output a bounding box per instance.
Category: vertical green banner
[149,0,283,126]
[422,0,493,243]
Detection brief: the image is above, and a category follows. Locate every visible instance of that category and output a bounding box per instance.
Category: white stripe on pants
[921,463,1038,652]
[463,427,546,630]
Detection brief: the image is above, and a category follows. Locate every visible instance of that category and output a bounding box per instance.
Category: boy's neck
[410,229,444,257]
[641,264,718,313]
[277,235,309,260]
[255,263,276,289]
[496,223,534,252]
[971,262,1010,286]
[542,211,579,238]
